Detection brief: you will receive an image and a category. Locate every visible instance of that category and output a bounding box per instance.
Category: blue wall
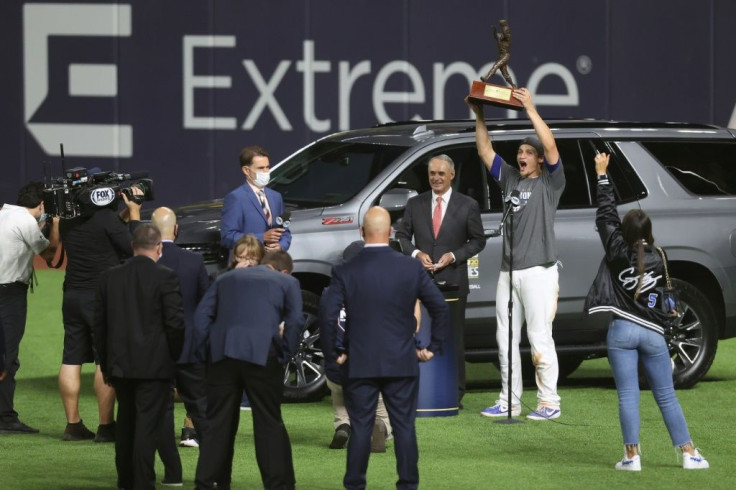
[2,0,735,207]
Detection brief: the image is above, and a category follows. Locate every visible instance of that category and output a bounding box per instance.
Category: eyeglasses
[235,255,259,264]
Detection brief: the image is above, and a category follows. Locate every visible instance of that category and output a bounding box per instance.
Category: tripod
[495,193,523,425]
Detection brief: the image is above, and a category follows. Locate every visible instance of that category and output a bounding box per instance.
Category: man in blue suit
[323,207,451,490]
[151,207,211,481]
[220,145,291,253]
[193,251,304,490]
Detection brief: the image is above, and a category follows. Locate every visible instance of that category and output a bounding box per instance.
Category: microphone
[499,190,521,231]
[504,189,521,206]
[273,210,292,229]
[121,171,149,180]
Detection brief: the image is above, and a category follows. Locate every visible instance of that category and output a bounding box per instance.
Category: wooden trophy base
[467,80,523,111]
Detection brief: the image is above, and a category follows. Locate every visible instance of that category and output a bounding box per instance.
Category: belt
[0,281,29,291]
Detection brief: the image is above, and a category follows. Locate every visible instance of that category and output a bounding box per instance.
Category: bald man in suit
[323,207,450,490]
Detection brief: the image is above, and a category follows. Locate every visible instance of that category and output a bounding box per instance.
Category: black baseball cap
[520,136,544,156]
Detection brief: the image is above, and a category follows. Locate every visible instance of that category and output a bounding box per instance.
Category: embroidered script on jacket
[618,267,662,293]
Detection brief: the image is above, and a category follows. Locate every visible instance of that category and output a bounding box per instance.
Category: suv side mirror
[379,188,418,211]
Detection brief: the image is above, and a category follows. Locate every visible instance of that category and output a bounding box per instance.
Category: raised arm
[513,88,560,165]
[465,97,497,170]
[594,153,628,262]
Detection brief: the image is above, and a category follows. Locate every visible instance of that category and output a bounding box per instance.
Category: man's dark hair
[239,145,269,168]
[132,223,161,251]
[16,181,44,209]
[261,250,293,274]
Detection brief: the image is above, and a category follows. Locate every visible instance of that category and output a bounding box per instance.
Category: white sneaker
[615,454,641,471]
[480,402,521,417]
[526,406,561,420]
[683,449,709,469]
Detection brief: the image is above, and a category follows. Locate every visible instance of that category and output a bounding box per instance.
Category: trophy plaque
[467,19,523,111]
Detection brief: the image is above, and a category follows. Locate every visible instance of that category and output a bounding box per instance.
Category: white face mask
[37,212,48,224]
[253,171,270,188]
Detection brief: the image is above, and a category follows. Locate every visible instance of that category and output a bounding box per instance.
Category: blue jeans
[607,318,691,447]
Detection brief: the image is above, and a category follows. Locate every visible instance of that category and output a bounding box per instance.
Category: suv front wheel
[282,290,329,402]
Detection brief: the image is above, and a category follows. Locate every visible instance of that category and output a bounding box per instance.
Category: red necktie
[432,196,442,238]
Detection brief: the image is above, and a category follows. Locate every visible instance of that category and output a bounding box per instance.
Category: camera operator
[58,187,143,442]
[0,182,60,434]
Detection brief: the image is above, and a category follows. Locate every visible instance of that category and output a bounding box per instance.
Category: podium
[415,290,460,417]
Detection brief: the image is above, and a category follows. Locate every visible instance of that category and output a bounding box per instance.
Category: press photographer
[53,167,153,442]
[0,182,60,434]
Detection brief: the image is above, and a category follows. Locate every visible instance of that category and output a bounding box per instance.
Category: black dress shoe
[63,420,95,441]
[329,423,351,449]
[94,421,116,443]
[0,420,40,434]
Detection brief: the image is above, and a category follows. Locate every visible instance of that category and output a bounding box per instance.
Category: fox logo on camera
[89,187,116,206]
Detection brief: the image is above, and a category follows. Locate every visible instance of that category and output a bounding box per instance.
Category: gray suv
[175,119,736,401]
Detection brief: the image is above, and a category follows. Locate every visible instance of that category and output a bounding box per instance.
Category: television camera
[43,166,154,219]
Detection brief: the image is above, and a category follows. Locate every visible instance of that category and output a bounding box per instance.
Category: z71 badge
[322,216,354,225]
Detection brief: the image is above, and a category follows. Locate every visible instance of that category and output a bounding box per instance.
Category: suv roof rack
[374,119,720,131]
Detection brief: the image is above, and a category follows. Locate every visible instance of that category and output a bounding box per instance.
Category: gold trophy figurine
[467,20,523,110]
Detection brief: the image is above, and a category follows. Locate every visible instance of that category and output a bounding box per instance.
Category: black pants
[195,356,294,490]
[113,377,171,490]
[175,362,208,440]
[157,387,182,483]
[0,282,28,423]
[156,362,208,481]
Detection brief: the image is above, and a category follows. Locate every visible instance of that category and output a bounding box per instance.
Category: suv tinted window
[642,141,736,196]
[270,141,408,207]
[587,140,644,204]
[389,145,494,211]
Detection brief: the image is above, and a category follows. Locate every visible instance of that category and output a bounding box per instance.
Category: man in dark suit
[323,206,451,490]
[193,251,304,490]
[93,224,185,490]
[220,145,291,253]
[395,155,486,406]
[151,207,211,480]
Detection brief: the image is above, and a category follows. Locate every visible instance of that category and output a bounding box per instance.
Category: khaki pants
[327,378,392,437]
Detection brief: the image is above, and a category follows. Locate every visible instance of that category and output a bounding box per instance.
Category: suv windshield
[270,141,408,208]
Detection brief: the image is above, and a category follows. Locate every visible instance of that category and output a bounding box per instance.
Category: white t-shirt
[0,204,49,284]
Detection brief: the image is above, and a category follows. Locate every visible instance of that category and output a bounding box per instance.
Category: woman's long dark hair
[621,209,654,300]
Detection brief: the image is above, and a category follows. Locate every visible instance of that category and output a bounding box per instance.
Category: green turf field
[1,269,733,489]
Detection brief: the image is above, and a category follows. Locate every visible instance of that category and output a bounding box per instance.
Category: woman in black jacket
[585,152,709,471]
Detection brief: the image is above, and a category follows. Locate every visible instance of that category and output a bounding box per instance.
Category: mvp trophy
[467,19,523,110]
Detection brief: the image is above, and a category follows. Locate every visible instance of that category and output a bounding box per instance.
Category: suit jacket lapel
[421,192,434,237]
